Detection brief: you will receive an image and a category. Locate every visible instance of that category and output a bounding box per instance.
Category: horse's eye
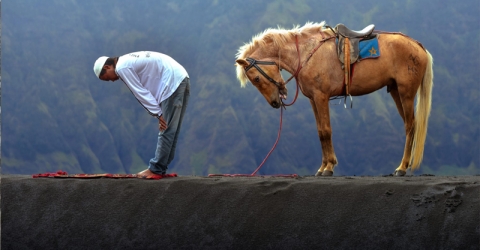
[254,76,260,82]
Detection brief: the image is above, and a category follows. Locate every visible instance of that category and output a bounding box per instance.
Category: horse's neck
[278,46,300,76]
[279,33,334,76]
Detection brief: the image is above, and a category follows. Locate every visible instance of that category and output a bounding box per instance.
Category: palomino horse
[235,22,433,176]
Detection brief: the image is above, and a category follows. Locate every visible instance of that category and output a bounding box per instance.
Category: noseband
[244,57,283,89]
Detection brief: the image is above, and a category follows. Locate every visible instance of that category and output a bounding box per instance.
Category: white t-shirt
[115,51,188,117]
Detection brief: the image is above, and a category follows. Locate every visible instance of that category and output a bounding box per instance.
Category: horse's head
[236,57,288,109]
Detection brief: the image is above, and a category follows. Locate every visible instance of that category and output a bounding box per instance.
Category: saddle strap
[341,63,355,97]
[344,38,351,95]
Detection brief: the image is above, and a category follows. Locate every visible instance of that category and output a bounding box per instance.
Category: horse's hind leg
[389,85,405,123]
[309,97,338,176]
[390,85,416,176]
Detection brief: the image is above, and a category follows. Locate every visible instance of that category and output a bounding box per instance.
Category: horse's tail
[410,50,434,171]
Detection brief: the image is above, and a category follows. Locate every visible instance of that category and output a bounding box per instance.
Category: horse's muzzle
[271,100,281,109]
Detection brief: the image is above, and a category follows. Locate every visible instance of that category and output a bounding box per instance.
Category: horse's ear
[236,59,249,67]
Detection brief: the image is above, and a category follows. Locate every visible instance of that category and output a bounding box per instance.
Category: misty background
[2,0,479,176]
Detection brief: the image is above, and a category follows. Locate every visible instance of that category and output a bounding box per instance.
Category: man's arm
[117,67,163,117]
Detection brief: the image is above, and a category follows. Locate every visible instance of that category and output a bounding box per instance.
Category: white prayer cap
[93,56,109,78]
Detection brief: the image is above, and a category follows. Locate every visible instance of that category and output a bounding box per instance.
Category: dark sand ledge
[2,175,479,249]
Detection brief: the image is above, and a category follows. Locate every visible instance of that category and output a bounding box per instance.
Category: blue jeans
[148,77,190,174]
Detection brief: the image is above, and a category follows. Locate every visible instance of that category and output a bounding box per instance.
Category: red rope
[251,35,335,175]
[208,34,333,178]
[248,35,306,175]
[251,107,284,175]
[207,105,288,177]
[211,83,298,177]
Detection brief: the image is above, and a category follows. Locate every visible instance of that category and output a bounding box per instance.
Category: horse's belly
[349,60,394,96]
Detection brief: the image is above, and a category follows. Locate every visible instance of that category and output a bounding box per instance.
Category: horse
[235,21,433,176]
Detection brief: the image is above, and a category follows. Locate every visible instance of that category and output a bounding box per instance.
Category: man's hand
[158,115,168,131]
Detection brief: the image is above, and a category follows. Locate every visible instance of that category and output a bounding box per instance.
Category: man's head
[93,56,119,81]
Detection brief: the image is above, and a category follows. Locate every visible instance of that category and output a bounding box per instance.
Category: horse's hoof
[315,171,323,176]
[322,170,334,176]
[394,170,406,176]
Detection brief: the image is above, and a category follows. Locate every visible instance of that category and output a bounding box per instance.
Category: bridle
[244,58,283,89]
[243,31,334,107]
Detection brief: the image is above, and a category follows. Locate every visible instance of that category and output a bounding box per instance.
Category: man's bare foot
[136,169,162,178]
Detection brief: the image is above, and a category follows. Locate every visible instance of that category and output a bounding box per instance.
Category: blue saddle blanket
[359,37,380,60]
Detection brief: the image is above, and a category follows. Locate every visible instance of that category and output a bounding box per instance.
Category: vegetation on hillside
[2,0,479,175]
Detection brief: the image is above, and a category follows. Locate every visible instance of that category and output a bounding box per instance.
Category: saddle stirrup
[344,94,353,109]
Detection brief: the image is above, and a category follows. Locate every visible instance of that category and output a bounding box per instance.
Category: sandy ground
[1,174,479,249]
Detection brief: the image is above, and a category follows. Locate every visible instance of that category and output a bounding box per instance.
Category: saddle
[335,23,375,65]
[331,23,376,100]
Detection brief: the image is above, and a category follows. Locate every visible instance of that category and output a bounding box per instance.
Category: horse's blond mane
[236,21,332,87]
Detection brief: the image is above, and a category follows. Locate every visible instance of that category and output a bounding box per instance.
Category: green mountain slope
[2,0,479,175]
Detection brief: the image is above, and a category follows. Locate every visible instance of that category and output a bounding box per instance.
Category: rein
[282,33,335,107]
[249,32,334,176]
[208,31,334,177]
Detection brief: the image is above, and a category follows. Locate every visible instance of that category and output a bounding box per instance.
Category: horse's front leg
[309,96,338,176]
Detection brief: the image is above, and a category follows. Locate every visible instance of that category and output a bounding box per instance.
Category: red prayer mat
[208,174,298,178]
[32,170,177,180]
